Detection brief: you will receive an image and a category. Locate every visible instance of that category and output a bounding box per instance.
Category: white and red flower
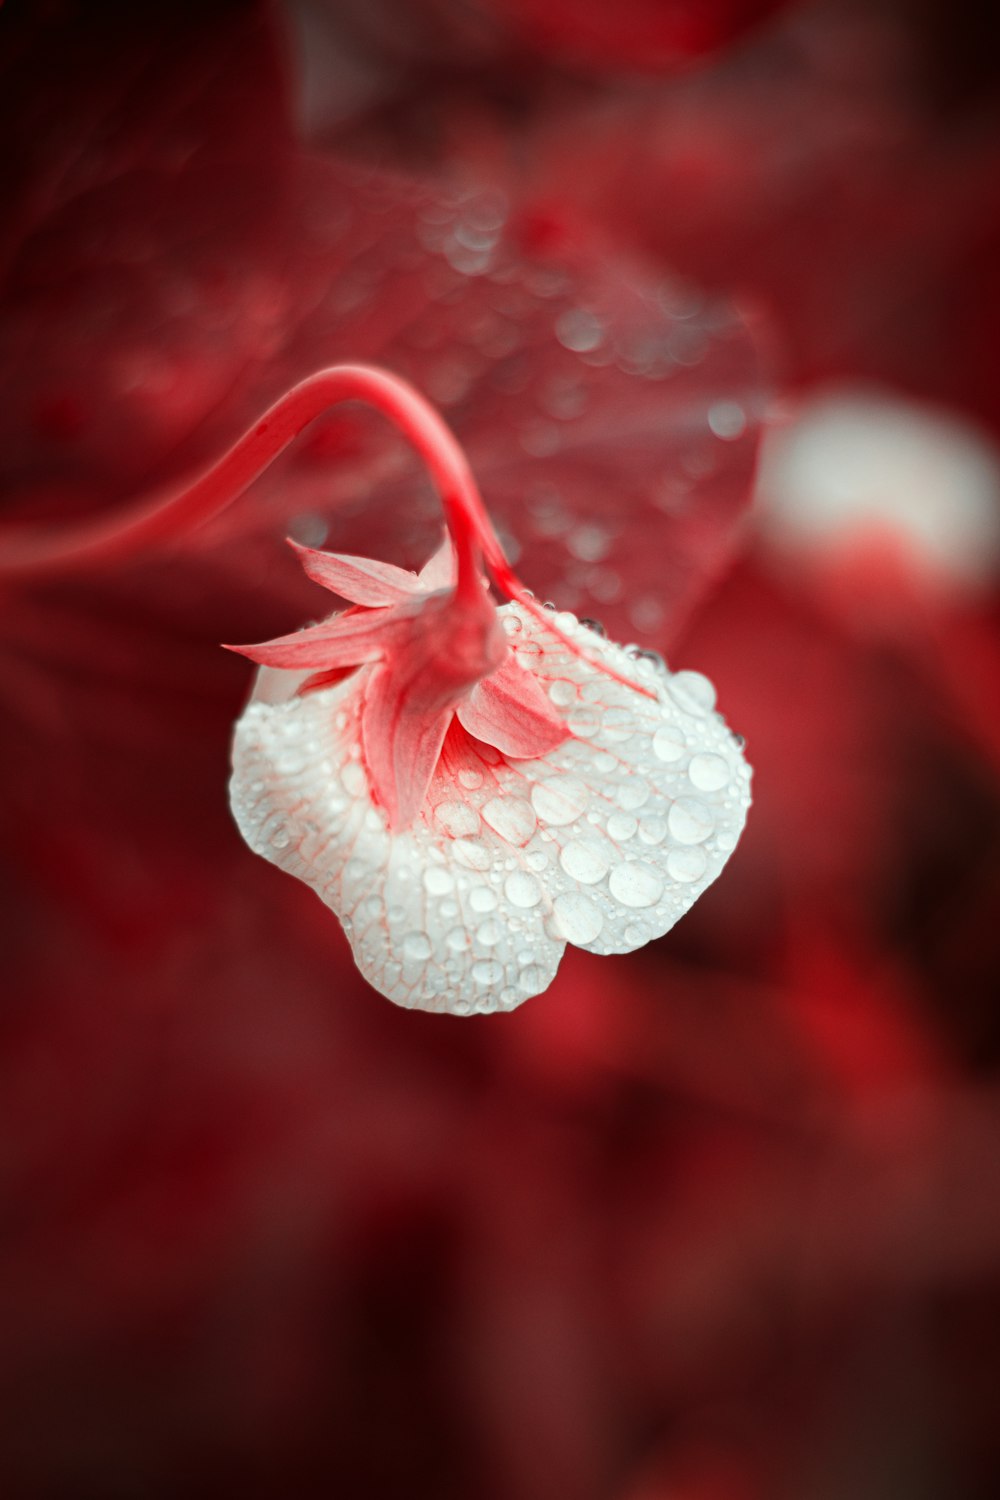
[229,527,751,1014]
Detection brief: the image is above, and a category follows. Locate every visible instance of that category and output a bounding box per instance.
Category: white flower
[230,555,751,1014]
[219,362,751,1014]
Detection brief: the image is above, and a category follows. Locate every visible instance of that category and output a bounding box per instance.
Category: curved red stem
[0,362,655,698]
[0,365,503,596]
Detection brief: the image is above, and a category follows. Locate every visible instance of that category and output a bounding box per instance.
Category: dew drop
[458,767,483,790]
[670,671,717,715]
[548,679,577,708]
[568,706,601,738]
[435,801,480,837]
[402,932,432,961]
[504,870,542,908]
[567,523,612,562]
[423,867,455,896]
[453,839,491,871]
[446,927,470,952]
[469,885,498,913]
[601,707,634,743]
[559,839,610,884]
[555,308,604,353]
[708,400,747,440]
[688,753,731,792]
[668,797,714,845]
[617,780,650,811]
[608,862,664,909]
[638,815,668,846]
[472,959,504,986]
[275,752,306,776]
[607,812,638,842]
[531,775,589,827]
[476,919,502,947]
[341,762,366,796]
[667,846,708,883]
[552,892,603,944]
[481,796,537,846]
[652,725,687,762]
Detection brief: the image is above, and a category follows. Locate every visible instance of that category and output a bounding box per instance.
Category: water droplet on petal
[568,706,601,738]
[403,932,432,961]
[504,870,542,908]
[548,680,577,708]
[606,812,638,842]
[423,866,455,896]
[638,815,667,846]
[670,671,717,715]
[668,798,714,845]
[470,885,498,913]
[552,891,603,944]
[667,846,709,883]
[481,796,537,846]
[559,839,611,884]
[453,839,491,871]
[602,707,635,743]
[531,775,589,827]
[616,780,650,811]
[472,959,504,986]
[435,801,480,837]
[608,862,664,909]
[653,726,687,762]
[688,753,731,792]
[342,762,366,796]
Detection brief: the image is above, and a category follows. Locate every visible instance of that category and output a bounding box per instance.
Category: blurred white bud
[756,385,1000,598]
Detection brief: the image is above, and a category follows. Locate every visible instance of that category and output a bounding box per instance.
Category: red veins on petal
[225,604,409,671]
[287,541,425,607]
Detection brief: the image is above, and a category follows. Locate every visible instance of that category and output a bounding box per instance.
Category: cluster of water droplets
[308,172,765,647]
[230,601,751,1015]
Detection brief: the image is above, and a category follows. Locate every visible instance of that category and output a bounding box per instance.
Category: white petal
[230,664,564,1015]
[489,604,752,958]
[229,604,751,1014]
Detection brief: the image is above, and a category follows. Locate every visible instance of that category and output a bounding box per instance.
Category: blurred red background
[2,2,999,1496]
